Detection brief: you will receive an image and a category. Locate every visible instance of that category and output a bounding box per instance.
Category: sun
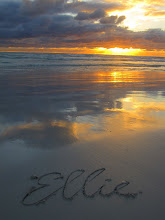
[94,47,142,56]
[109,47,142,55]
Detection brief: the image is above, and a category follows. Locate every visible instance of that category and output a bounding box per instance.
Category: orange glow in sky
[0,46,165,57]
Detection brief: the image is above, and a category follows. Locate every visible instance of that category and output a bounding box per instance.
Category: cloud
[145,10,165,17]
[0,0,165,50]
[75,12,90,20]
[118,0,165,6]
[100,15,126,24]
[143,29,165,43]
[90,8,106,19]
[65,1,126,13]
[75,8,106,20]
[116,15,126,24]
[20,0,125,16]
[21,0,66,16]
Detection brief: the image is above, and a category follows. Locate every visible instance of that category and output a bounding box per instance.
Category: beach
[0,52,165,219]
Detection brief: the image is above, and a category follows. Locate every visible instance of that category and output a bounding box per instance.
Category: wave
[0,52,165,72]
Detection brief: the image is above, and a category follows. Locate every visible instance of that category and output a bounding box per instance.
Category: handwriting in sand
[22,168,142,206]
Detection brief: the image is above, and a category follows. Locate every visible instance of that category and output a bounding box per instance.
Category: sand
[0,66,165,220]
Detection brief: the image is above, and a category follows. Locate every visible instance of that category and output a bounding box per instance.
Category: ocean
[0,52,165,73]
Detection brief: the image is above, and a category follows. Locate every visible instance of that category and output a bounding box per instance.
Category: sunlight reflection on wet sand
[0,70,165,149]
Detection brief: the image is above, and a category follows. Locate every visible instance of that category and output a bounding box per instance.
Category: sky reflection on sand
[0,70,165,149]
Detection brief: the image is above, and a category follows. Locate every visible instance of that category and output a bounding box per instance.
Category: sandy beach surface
[0,53,165,220]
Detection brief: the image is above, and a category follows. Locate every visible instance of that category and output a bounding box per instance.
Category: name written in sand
[22,168,142,206]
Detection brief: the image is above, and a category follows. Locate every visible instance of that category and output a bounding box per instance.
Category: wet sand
[0,67,165,219]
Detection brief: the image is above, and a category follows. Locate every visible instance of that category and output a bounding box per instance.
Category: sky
[0,0,165,56]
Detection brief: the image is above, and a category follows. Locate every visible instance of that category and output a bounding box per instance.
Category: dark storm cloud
[0,0,165,50]
[75,8,106,20]
[21,0,66,16]
[0,0,116,39]
[21,0,124,16]
[75,12,90,20]
[63,1,126,13]
[143,29,165,44]
[0,1,120,38]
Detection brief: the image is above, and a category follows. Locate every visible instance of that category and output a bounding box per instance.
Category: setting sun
[94,47,142,56]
